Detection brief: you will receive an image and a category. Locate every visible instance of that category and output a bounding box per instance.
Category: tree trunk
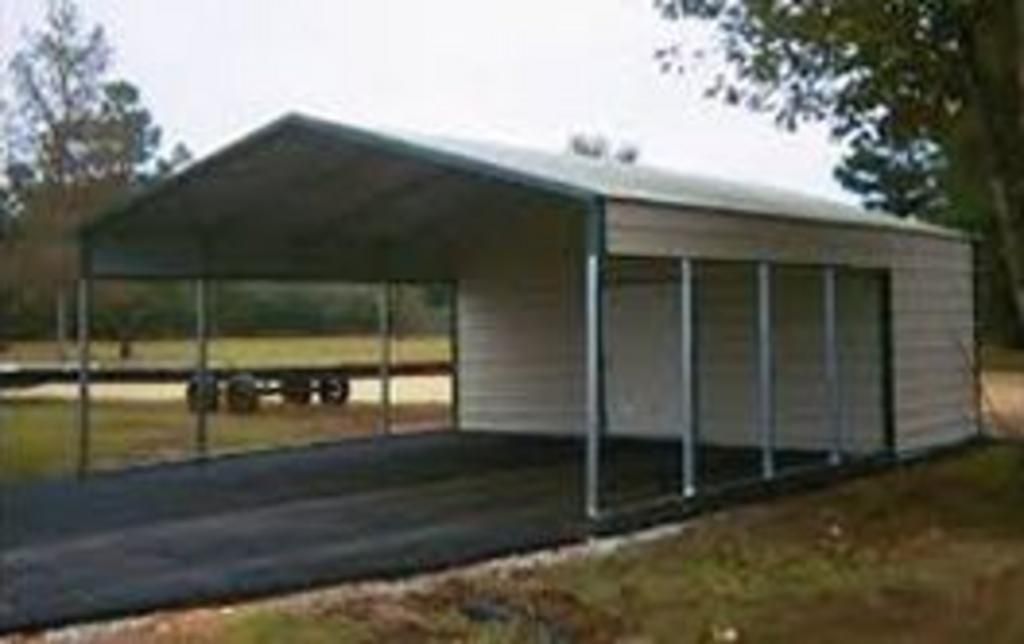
[1017,0,1024,133]
[985,176,1024,344]
[118,329,133,361]
[963,15,1024,345]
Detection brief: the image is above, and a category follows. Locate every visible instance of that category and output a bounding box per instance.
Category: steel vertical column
[56,292,69,363]
[76,275,93,478]
[756,262,776,480]
[584,203,606,522]
[585,252,602,520]
[823,266,843,465]
[379,282,393,435]
[448,281,460,431]
[679,258,697,498]
[195,278,210,457]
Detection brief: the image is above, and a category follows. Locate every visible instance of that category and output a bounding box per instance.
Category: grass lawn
[1,334,450,367]
[10,344,1024,641]
[0,400,449,481]
[0,334,451,481]
[51,442,1024,643]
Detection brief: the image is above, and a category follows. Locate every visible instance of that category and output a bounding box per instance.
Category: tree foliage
[657,0,1024,342]
[1,0,191,351]
[0,1,451,349]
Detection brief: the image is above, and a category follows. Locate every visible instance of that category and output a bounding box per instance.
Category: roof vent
[567,134,640,164]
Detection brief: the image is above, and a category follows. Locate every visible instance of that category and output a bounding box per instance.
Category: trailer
[0,361,451,413]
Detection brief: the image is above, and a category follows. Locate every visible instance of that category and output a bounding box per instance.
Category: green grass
[1,334,449,367]
[526,445,1024,643]
[82,443,1024,643]
[0,334,450,481]
[216,612,375,644]
[0,399,448,481]
[13,343,1024,641]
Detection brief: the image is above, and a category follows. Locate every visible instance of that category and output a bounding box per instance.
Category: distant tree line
[0,1,446,353]
[1,0,191,354]
[1,281,448,343]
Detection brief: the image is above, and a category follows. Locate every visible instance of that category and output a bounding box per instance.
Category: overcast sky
[1,1,852,202]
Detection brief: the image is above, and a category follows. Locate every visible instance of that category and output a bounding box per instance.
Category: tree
[656,0,1024,343]
[81,80,190,359]
[834,133,948,219]
[4,0,113,357]
[2,0,189,358]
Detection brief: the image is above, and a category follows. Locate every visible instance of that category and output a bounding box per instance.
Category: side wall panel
[606,200,976,453]
[691,263,883,452]
[605,272,682,437]
[697,263,758,447]
[890,237,976,451]
[837,271,886,453]
[773,266,829,451]
[457,212,586,434]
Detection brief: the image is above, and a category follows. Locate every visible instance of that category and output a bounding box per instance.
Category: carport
[2,113,979,632]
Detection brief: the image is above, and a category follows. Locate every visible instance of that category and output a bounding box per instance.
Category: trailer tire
[226,373,260,414]
[318,376,350,405]
[186,375,219,413]
[281,375,313,405]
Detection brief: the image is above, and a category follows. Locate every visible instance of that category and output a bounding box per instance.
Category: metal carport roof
[81,112,960,280]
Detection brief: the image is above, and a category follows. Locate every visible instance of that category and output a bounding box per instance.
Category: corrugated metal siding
[773,266,829,451]
[456,212,586,434]
[837,271,886,453]
[456,201,973,452]
[697,263,758,447]
[890,238,976,451]
[691,263,883,452]
[599,261,886,452]
[606,200,976,453]
[605,259,682,437]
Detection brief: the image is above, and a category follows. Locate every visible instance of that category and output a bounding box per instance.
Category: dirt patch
[983,371,1024,436]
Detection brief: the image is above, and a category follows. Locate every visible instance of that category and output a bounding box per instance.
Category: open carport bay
[0,430,828,633]
[0,431,575,632]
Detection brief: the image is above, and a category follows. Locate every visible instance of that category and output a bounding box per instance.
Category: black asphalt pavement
[0,431,826,633]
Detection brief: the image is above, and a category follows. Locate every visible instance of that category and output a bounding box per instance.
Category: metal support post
[76,276,92,477]
[379,282,393,435]
[195,278,210,457]
[679,258,697,498]
[585,251,603,519]
[448,281,460,431]
[584,204,606,521]
[756,262,776,480]
[824,266,843,465]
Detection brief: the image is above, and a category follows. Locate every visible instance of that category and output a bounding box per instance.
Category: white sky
[0,0,852,203]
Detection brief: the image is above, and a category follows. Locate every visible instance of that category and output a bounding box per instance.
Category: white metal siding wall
[890,238,976,451]
[773,266,829,451]
[697,263,758,448]
[604,260,682,437]
[600,261,885,452]
[838,271,886,453]
[606,200,975,453]
[689,264,883,452]
[457,212,586,434]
